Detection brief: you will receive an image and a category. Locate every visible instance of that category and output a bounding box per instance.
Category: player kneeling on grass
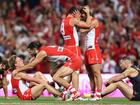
[8,55,66,100]
[101,56,140,101]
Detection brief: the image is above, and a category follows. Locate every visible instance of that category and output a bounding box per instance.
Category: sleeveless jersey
[40,46,75,62]
[40,46,82,70]
[85,18,101,49]
[11,77,29,99]
[60,17,79,46]
[129,66,140,94]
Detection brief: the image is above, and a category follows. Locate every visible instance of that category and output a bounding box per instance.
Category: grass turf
[0,96,140,105]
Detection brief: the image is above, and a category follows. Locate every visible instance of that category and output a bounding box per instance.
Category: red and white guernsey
[84,18,102,64]
[11,77,30,100]
[85,18,101,49]
[40,46,82,70]
[60,17,79,46]
[40,46,72,62]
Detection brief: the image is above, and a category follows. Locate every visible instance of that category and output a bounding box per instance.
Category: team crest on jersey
[57,47,64,52]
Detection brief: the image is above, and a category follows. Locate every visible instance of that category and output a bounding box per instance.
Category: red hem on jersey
[64,56,82,71]
[20,88,32,100]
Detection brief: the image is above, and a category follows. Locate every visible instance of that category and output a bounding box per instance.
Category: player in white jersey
[80,6,103,100]
[9,55,66,100]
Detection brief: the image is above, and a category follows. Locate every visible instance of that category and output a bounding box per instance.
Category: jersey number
[60,22,65,35]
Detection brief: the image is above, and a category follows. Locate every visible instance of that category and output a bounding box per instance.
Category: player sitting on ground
[13,41,82,100]
[8,55,66,100]
[0,59,9,99]
[101,56,140,101]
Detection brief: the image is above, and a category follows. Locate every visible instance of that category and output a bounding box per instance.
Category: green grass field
[0,97,140,105]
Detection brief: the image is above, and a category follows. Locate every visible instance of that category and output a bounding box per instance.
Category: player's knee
[2,81,7,86]
[35,72,43,78]
[39,84,46,89]
[36,71,42,75]
[116,81,124,87]
[93,70,101,76]
[110,81,123,88]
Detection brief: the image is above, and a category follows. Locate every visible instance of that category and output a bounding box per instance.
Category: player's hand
[105,79,112,87]
[104,82,110,87]
[73,10,80,18]
[82,6,90,16]
[90,20,98,28]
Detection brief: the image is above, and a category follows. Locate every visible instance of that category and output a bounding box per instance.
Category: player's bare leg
[0,79,2,88]
[33,72,63,98]
[31,84,46,99]
[2,77,8,98]
[86,65,95,94]
[102,81,133,99]
[91,64,102,92]
[29,72,49,87]
[53,66,73,87]
[72,71,79,90]
[31,84,61,100]
[34,72,49,82]
[86,64,102,100]
[53,66,79,100]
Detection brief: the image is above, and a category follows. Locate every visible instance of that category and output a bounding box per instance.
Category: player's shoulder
[122,67,136,76]
[126,66,137,72]
[91,17,99,23]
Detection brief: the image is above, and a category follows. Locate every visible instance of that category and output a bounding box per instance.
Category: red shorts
[21,88,32,100]
[84,46,102,65]
[64,55,82,71]
[64,46,82,60]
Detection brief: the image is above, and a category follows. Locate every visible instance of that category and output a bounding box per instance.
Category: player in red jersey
[0,59,9,99]
[80,6,103,100]
[60,6,92,90]
[14,41,82,100]
[8,55,66,100]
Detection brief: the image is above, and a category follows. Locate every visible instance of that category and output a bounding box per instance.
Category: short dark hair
[119,56,133,64]
[28,41,42,49]
[120,56,131,61]
[0,59,9,74]
[2,59,9,70]
[67,6,79,15]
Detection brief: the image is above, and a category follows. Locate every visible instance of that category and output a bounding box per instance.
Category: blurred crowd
[0,0,140,74]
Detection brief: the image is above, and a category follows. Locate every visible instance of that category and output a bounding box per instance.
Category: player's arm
[2,70,8,98]
[106,74,126,85]
[91,19,99,28]
[106,68,134,84]
[2,74,8,98]
[71,18,90,29]
[80,19,99,33]
[29,57,35,63]
[18,72,44,84]
[16,51,47,72]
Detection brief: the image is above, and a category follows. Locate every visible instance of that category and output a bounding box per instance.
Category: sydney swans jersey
[85,18,101,49]
[60,17,79,46]
[11,77,29,99]
[40,46,75,62]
